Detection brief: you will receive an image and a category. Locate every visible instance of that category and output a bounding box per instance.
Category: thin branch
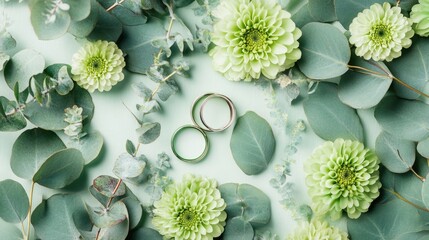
[20,221,26,240]
[106,0,125,12]
[396,150,426,182]
[26,182,36,240]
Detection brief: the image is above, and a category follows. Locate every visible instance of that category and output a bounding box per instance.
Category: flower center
[178,209,201,230]
[369,23,392,45]
[243,29,267,52]
[86,56,107,76]
[336,166,356,188]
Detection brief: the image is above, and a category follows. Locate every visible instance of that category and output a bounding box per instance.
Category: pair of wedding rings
[171,93,236,163]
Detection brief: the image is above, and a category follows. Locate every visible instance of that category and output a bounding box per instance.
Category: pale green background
[0,2,384,238]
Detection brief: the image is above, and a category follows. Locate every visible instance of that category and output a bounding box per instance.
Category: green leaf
[0,179,29,223]
[87,1,122,42]
[11,128,66,179]
[4,49,45,91]
[298,22,350,79]
[128,228,162,240]
[308,0,336,22]
[64,131,104,164]
[230,111,276,175]
[126,140,136,155]
[222,217,254,240]
[375,131,416,173]
[157,81,179,101]
[0,220,22,240]
[32,193,86,240]
[99,216,129,240]
[348,199,427,240]
[0,52,10,71]
[304,82,364,141]
[386,37,429,99]
[121,197,142,230]
[30,0,71,40]
[417,138,429,158]
[24,86,94,130]
[0,31,16,51]
[291,3,317,29]
[86,201,127,228]
[33,148,84,189]
[219,183,271,227]
[339,56,392,109]
[137,122,161,144]
[97,0,147,26]
[375,95,429,142]
[93,175,126,198]
[55,66,74,95]
[422,173,429,209]
[0,97,27,132]
[113,153,146,179]
[63,0,91,21]
[119,19,166,74]
[68,0,99,38]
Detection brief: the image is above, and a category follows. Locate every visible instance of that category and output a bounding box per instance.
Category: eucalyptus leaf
[422,173,429,209]
[30,0,71,40]
[86,201,127,228]
[339,56,392,109]
[386,37,429,99]
[0,221,22,240]
[219,183,271,227]
[99,216,129,240]
[308,0,336,22]
[132,81,152,100]
[64,131,104,164]
[125,140,136,155]
[87,1,122,42]
[157,80,178,101]
[0,179,29,223]
[304,82,364,141]
[113,153,146,179]
[0,31,16,51]
[222,217,254,240]
[298,22,350,79]
[119,19,166,74]
[0,52,10,71]
[4,49,45,91]
[166,15,194,52]
[121,197,142,230]
[137,122,161,144]
[55,65,74,95]
[32,194,86,240]
[417,138,429,158]
[137,100,160,115]
[63,0,91,21]
[93,175,126,198]
[68,0,99,38]
[348,199,427,240]
[128,228,162,240]
[291,3,317,29]
[11,128,66,179]
[230,111,276,175]
[375,131,416,173]
[0,97,27,132]
[375,95,429,142]
[97,0,147,26]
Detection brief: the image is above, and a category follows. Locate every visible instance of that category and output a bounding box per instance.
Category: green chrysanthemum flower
[286,220,348,240]
[209,0,301,81]
[152,174,227,240]
[349,2,414,62]
[71,40,125,92]
[411,0,429,37]
[304,139,381,219]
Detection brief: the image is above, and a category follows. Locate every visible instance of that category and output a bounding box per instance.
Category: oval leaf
[128,228,162,240]
[422,173,429,209]
[11,128,66,179]
[308,0,336,22]
[30,0,71,40]
[86,201,128,228]
[375,95,429,142]
[65,131,104,164]
[0,97,27,132]
[417,138,429,158]
[87,1,122,42]
[63,0,91,21]
[230,111,276,175]
[93,175,126,198]
[339,56,392,109]
[32,194,86,240]
[298,22,350,79]
[33,148,85,189]
[304,82,364,141]
[121,197,142,230]
[113,153,146,179]
[0,180,29,223]
[375,131,416,173]
[137,122,161,144]
[4,49,45,91]
[223,217,254,240]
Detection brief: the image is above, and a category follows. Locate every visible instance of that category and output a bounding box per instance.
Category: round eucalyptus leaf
[375,95,429,142]
[128,228,162,240]
[97,0,147,26]
[93,175,126,198]
[0,221,22,240]
[375,131,416,173]
[0,97,27,132]
[4,49,45,91]
[422,173,429,209]
[68,0,99,38]
[11,128,66,179]
[32,193,86,240]
[65,131,104,164]
[137,122,161,144]
[291,3,317,29]
[230,111,276,175]
[417,138,429,158]
[33,148,85,189]
[63,0,91,21]
[222,217,254,240]
[339,57,392,109]
[219,183,271,227]
[87,1,122,42]
[99,217,129,240]
[24,86,94,130]
[304,82,364,141]
[0,31,16,52]
[30,0,71,40]
[308,0,336,22]
[113,153,146,179]
[298,22,350,79]
[0,52,10,71]
[121,197,142,230]
[386,37,429,99]
[348,199,427,240]
[0,179,29,223]
[86,201,128,228]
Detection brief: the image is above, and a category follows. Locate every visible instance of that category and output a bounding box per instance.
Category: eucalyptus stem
[410,167,426,182]
[106,0,125,12]
[149,69,180,100]
[134,143,141,156]
[385,188,429,212]
[26,181,35,240]
[20,221,26,240]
